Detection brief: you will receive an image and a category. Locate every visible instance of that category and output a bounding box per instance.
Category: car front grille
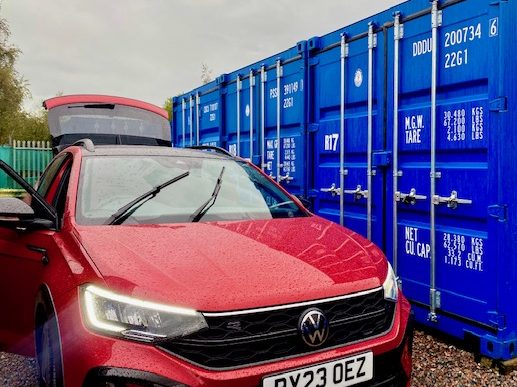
[157,288,395,369]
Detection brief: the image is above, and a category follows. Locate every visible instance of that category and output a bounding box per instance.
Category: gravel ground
[1,329,517,386]
[0,352,37,387]
[411,330,517,386]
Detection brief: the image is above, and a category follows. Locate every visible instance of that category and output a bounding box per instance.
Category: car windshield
[76,155,307,225]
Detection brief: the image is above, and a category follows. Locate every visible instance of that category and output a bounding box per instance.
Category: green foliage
[163,96,172,121]
[2,109,49,142]
[0,12,50,145]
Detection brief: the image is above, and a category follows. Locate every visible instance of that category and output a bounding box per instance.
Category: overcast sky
[4,0,401,113]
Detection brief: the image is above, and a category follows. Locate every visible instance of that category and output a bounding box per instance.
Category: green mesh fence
[0,141,52,196]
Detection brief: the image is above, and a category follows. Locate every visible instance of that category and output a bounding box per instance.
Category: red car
[0,95,412,387]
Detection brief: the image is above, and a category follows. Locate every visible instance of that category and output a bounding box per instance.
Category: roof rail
[52,138,95,155]
[187,145,233,157]
[72,138,95,152]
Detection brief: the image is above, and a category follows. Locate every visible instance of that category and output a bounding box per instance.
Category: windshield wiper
[189,167,225,223]
[105,171,190,225]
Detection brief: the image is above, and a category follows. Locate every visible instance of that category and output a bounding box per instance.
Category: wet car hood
[76,216,388,312]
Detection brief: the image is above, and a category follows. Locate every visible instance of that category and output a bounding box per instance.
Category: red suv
[0,96,412,387]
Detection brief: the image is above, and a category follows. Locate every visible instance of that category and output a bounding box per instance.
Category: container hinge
[432,7,443,28]
[340,36,350,58]
[394,23,404,40]
[261,67,267,83]
[488,311,506,329]
[488,204,508,222]
[368,32,377,49]
[428,289,441,323]
[489,97,508,112]
[276,60,283,78]
[431,289,441,308]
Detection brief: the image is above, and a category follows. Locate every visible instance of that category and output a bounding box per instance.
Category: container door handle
[344,185,368,200]
[278,173,294,184]
[432,190,472,209]
[395,188,427,205]
[320,183,341,196]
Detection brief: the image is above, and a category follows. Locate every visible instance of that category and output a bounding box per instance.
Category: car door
[0,154,70,355]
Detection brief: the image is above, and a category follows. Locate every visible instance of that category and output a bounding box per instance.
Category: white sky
[3,0,401,113]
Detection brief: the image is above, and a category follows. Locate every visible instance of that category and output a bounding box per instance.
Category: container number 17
[324,134,339,152]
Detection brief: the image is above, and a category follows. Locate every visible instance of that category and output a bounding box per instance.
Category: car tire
[35,297,64,387]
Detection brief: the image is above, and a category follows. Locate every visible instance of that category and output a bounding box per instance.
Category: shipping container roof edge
[171,0,423,105]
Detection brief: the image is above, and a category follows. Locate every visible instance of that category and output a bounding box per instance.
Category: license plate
[262,352,373,387]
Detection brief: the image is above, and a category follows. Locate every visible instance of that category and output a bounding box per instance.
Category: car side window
[36,154,68,198]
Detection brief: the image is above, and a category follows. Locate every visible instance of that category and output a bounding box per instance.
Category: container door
[312,25,385,247]
[198,87,223,147]
[225,79,239,155]
[225,73,259,162]
[391,0,497,329]
[263,57,306,197]
[239,72,259,162]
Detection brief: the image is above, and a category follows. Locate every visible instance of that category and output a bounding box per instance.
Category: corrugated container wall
[171,0,517,362]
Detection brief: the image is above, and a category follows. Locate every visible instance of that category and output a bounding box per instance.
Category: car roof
[77,145,232,159]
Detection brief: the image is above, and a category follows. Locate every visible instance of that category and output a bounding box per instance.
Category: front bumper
[83,337,412,386]
[57,289,412,387]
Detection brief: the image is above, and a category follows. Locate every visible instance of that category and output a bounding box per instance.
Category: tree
[201,63,213,85]
[0,11,50,144]
[162,64,212,120]
[163,96,172,121]
[0,14,25,142]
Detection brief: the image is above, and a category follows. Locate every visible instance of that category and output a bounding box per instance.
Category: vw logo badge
[299,308,329,347]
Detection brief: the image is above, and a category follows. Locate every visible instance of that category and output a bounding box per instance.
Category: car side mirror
[0,197,35,227]
[0,198,55,231]
[0,160,58,230]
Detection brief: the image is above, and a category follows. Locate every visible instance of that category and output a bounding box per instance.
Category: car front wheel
[35,301,64,387]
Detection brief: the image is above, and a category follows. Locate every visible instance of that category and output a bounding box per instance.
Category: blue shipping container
[171,0,517,362]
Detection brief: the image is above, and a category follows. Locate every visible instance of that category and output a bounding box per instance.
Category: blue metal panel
[172,45,308,197]
[262,55,307,197]
[310,20,386,249]
[198,87,222,147]
[171,0,517,361]
[386,0,499,355]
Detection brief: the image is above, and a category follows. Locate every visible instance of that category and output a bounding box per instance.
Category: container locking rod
[395,188,427,205]
[433,191,472,209]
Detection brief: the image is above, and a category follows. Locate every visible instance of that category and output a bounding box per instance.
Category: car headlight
[81,285,208,343]
[383,262,399,302]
